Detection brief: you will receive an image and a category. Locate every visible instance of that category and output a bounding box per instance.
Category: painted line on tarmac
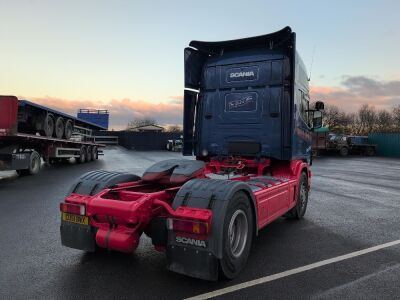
[185,239,400,300]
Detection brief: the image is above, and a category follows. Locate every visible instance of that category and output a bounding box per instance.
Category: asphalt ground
[0,147,399,299]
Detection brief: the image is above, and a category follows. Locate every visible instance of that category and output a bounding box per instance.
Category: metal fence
[368,133,400,157]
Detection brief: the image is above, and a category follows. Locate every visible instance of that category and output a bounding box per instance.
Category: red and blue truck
[59,27,324,280]
[0,96,106,175]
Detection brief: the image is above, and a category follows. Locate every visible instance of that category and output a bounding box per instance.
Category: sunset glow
[1,0,399,129]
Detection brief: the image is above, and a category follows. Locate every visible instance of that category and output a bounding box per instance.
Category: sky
[1,0,400,129]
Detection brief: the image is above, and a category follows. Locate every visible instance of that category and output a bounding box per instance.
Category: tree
[358,104,376,135]
[376,109,392,132]
[393,105,400,130]
[321,104,349,132]
[127,118,157,129]
[165,125,182,133]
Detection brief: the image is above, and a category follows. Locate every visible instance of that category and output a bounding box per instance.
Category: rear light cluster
[167,218,209,235]
[167,206,212,235]
[60,202,86,216]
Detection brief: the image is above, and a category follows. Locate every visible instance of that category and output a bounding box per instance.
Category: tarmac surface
[0,147,399,299]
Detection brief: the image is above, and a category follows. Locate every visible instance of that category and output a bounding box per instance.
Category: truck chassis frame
[60,158,309,280]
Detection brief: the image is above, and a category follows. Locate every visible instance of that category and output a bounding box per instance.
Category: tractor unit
[60,27,324,280]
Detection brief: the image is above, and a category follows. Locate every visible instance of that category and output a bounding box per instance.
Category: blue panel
[195,50,287,159]
[77,112,109,130]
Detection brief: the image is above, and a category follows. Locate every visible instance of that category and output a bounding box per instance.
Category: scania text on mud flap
[60,26,324,281]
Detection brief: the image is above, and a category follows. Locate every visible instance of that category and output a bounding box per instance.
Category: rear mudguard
[167,178,257,280]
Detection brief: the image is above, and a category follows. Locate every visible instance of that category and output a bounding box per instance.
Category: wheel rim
[228,209,248,258]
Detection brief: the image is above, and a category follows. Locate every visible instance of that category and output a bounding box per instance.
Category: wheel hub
[228,209,248,258]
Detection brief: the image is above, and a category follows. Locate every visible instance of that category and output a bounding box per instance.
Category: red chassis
[60,158,310,256]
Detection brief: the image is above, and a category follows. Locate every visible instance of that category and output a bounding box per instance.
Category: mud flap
[166,243,219,281]
[60,222,96,252]
[166,178,257,281]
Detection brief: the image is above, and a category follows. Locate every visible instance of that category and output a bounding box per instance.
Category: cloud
[21,76,400,130]
[22,96,183,130]
[311,76,400,112]
[168,95,183,105]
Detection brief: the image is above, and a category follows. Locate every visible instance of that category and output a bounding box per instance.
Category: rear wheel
[64,120,73,139]
[286,172,308,219]
[17,151,41,176]
[92,146,98,160]
[365,147,375,156]
[43,114,54,137]
[78,146,86,163]
[219,191,253,279]
[339,147,349,156]
[86,146,93,161]
[55,117,64,139]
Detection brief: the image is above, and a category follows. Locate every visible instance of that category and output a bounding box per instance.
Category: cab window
[299,90,310,125]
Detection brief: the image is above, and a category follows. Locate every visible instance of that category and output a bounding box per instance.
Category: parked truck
[312,130,377,156]
[59,27,324,280]
[166,138,183,152]
[0,96,106,175]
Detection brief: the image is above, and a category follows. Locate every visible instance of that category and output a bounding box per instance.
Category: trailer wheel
[365,147,375,156]
[17,151,41,176]
[86,146,93,162]
[44,114,55,137]
[219,191,253,279]
[286,172,308,219]
[78,146,86,163]
[64,120,73,139]
[339,147,349,157]
[55,117,64,139]
[92,146,98,160]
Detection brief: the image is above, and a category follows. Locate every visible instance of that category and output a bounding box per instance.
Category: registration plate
[62,212,89,225]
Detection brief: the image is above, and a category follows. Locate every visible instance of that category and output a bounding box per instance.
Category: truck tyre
[78,146,86,163]
[17,151,41,176]
[219,191,253,279]
[339,147,349,157]
[286,172,308,219]
[55,117,64,139]
[365,147,375,156]
[64,120,73,139]
[92,146,98,160]
[86,146,93,161]
[68,170,141,196]
[44,114,55,137]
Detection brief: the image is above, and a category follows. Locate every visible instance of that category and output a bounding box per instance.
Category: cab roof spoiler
[189,26,294,55]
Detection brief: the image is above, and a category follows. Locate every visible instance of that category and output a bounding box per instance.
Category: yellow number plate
[62,212,89,225]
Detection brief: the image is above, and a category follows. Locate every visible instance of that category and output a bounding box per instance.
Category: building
[126,124,164,132]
